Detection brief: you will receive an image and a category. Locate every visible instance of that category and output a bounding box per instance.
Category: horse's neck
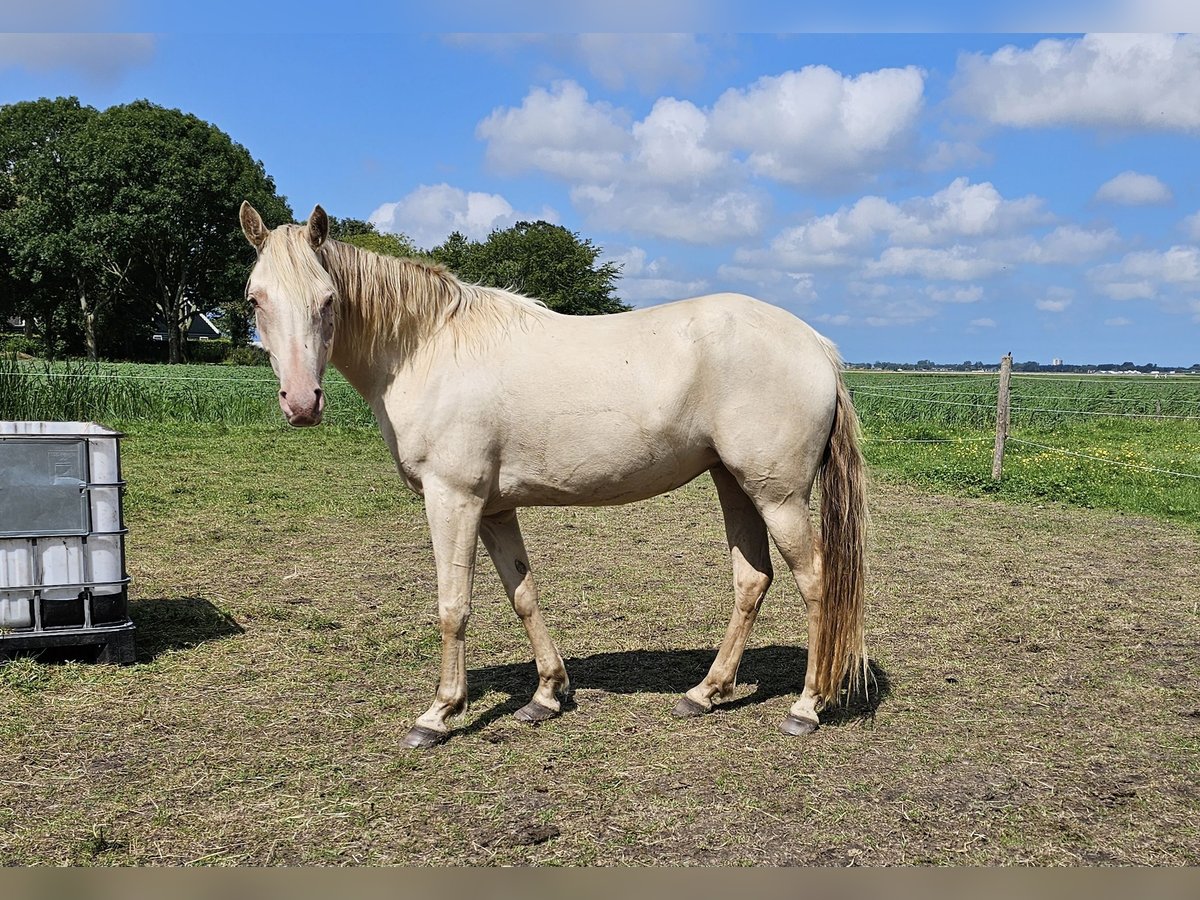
[324,245,439,384]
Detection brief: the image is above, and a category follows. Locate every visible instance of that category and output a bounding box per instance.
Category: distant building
[1052,358,1063,367]
[151,313,222,342]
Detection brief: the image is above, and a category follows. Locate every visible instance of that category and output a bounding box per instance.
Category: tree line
[856,359,1200,374]
[0,97,627,364]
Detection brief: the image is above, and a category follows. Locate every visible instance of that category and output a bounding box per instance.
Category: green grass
[4,358,1200,527]
[0,357,374,427]
[1,423,1197,865]
[845,372,1200,529]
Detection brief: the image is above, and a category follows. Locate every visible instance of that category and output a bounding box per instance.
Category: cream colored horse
[240,202,869,748]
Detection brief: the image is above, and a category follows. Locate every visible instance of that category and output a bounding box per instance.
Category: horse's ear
[306,205,329,249]
[240,201,269,250]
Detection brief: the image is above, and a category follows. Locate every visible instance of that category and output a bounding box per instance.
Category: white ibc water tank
[0,422,129,632]
[87,433,123,596]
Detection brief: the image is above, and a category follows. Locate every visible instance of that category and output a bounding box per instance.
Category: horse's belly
[491,441,719,511]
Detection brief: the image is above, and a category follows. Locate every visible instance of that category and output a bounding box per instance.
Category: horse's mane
[304,232,549,360]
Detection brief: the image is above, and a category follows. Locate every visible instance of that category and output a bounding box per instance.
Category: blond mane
[316,236,550,361]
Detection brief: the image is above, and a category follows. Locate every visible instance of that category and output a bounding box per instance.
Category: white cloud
[887,178,1046,244]
[922,139,991,172]
[865,246,1007,281]
[480,65,926,192]
[1113,246,1200,283]
[863,299,936,327]
[1094,171,1173,206]
[969,318,997,328]
[605,246,708,304]
[789,273,817,302]
[476,63,928,241]
[1089,245,1200,300]
[953,33,1200,131]
[926,285,984,304]
[740,178,1044,270]
[368,183,557,248]
[477,81,631,181]
[572,183,764,243]
[1100,281,1156,301]
[1184,211,1200,241]
[0,33,154,81]
[1035,288,1074,312]
[814,313,852,327]
[708,64,926,186]
[631,97,730,186]
[1020,225,1121,264]
[1105,317,1133,326]
[576,34,709,92]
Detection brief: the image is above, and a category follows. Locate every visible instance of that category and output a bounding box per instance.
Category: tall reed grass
[0,357,374,427]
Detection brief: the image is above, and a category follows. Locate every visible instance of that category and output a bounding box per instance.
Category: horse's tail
[813,337,869,704]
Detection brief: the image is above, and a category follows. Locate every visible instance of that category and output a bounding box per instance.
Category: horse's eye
[322,294,334,311]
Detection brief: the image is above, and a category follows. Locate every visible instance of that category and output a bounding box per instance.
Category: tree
[431,221,628,315]
[76,100,291,362]
[431,230,470,273]
[327,216,377,240]
[339,230,424,259]
[0,97,115,359]
[325,214,424,259]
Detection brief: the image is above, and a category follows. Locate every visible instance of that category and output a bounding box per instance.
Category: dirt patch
[1,426,1197,865]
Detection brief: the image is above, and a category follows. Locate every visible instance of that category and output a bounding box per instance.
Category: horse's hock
[0,422,135,663]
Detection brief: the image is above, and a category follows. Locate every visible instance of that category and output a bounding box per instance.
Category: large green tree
[431,221,628,315]
[0,97,121,359]
[75,100,291,362]
[326,215,423,259]
[1,98,291,361]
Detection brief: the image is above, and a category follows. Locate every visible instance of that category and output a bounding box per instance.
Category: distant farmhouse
[151,314,222,342]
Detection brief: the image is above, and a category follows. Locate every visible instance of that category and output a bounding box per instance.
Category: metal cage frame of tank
[0,422,135,663]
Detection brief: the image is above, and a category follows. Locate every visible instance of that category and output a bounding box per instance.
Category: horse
[239,201,869,749]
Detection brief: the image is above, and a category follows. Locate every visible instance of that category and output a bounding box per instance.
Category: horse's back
[470,293,842,509]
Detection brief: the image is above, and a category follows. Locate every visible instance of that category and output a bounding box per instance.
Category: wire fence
[846,371,1200,509]
[3,359,1200,517]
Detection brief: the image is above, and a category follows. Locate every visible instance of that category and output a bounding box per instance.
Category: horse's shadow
[463,644,890,735]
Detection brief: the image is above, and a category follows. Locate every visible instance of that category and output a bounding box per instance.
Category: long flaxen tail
[813,343,870,704]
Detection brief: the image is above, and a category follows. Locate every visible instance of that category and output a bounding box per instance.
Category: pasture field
[1,424,1198,865]
[845,371,1200,529]
[4,359,1200,528]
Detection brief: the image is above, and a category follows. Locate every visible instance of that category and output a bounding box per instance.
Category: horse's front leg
[480,509,570,723]
[401,481,484,749]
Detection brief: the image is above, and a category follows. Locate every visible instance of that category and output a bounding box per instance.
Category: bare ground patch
[0,426,1197,865]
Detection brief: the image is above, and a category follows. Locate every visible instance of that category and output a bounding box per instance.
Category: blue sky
[3,5,1200,365]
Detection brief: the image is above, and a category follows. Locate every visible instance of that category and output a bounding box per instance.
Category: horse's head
[240,201,336,427]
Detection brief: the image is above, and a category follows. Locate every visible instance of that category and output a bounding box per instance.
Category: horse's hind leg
[480,509,571,723]
[756,498,825,735]
[673,465,773,717]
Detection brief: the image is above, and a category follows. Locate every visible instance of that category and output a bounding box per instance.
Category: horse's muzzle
[279,387,325,427]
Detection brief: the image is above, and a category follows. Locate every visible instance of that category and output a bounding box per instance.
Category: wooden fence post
[992,353,1013,481]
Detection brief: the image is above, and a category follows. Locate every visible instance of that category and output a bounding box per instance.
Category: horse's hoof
[778,714,819,736]
[514,700,559,724]
[401,725,449,749]
[672,695,711,718]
